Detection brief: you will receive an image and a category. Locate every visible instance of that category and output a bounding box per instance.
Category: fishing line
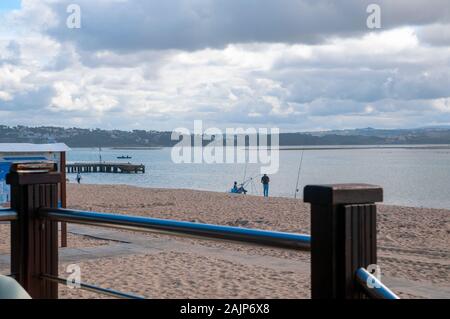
[294,150,305,199]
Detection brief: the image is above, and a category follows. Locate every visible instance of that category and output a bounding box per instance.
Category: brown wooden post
[7,163,61,299]
[60,151,68,248]
[304,184,383,299]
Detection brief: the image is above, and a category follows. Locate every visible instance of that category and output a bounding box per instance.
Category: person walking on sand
[76,172,82,184]
[261,174,270,197]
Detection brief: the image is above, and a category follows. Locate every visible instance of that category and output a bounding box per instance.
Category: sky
[0,0,450,132]
[0,0,20,12]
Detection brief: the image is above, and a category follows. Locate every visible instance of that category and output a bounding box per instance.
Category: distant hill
[280,127,450,145]
[1,125,450,147]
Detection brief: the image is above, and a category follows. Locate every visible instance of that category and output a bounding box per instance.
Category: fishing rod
[294,150,305,199]
[231,173,263,195]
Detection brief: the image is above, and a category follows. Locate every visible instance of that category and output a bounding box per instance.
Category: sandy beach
[1,183,449,299]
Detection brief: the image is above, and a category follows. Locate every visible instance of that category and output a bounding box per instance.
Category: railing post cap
[303,184,383,205]
[6,162,61,186]
[6,172,62,186]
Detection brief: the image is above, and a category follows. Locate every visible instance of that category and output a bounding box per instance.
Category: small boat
[117,155,132,159]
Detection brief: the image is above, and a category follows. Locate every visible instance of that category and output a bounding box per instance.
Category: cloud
[49,81,119,112]
[0,64,31,93]
[0,85,55,112]
[40,0,450,52]
[0,40,21,65]
[417,24,450,46]
[1,0,450,131]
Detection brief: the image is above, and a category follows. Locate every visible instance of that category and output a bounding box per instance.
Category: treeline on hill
[1,125,450,147]
[60,130,177,147]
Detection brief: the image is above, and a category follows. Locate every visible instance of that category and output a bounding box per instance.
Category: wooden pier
[66,162,145,174]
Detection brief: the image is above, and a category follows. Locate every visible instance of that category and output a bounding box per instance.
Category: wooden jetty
[66,162,145,174]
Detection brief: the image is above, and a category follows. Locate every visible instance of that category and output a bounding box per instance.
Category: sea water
[67,146,450,209]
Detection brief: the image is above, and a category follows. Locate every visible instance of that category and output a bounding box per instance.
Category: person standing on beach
[76,172,82,184]
[261,174,270,197]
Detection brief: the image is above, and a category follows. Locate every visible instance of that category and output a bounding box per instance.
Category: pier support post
[304,184,383,299]
[7,163,61,299]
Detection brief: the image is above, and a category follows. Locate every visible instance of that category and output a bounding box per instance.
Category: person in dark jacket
[261,174,270,197]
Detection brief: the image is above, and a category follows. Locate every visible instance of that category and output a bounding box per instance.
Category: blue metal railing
[41,274,145,299]
[6,207,401,299]
[39,208,311,250]
[0,209,17,221]
[355,268,400,299]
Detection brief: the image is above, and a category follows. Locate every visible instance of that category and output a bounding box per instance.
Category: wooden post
[60,152,68,248]
[304,184,383,299]
[7,164,61,299]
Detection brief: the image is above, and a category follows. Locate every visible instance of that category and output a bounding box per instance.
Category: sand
[0,224,111,255]
[59,252,311,299]
[1,184,449,298]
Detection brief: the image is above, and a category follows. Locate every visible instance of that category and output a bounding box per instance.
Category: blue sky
[0,0,20,12]
[0,0,450,131]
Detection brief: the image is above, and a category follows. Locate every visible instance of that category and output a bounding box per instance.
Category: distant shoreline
[278,145,450,151]
[73,144,450,151]
[3,125,450,149]
[110,147,164,150]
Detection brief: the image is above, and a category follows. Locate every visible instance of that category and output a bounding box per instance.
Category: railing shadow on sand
[0,162,399,299]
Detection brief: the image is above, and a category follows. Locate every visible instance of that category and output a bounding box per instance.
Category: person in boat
[261,174,270,197]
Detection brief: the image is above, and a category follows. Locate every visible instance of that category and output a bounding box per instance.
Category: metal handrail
[0,209,17,221]
[41,274,145,299]
[13,208,401,300]
[39,208,311,250]
[355,268,400,299]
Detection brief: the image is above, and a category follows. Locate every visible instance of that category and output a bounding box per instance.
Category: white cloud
[0,91,13,101]
[49,81,118,112]
[0,64,32,100]
[432,98,450,113]
[0,1,450,131]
